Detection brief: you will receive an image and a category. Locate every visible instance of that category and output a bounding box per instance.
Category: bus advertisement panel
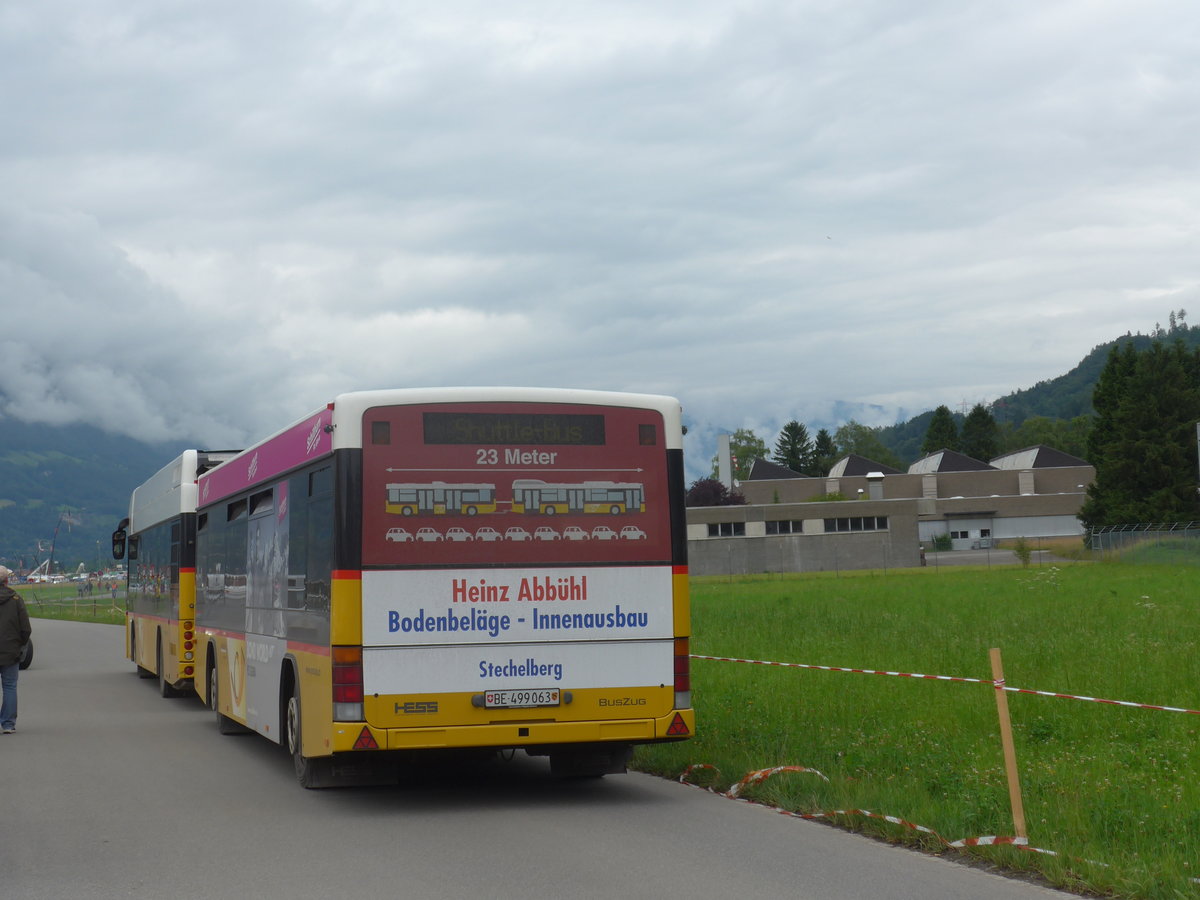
[356,399,687,748]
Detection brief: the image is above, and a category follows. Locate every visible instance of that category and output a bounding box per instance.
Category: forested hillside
[0,418,186,573]
[877,324,1200,463]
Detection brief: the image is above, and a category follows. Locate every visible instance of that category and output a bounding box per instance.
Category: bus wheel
[211,664,245,735]
[287,685,333,789]
[157,639,179,698]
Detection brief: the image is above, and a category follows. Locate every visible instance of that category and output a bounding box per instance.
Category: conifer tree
[1080,339,1200,527]
[812,428,838,476]
[921,405,960,455]
[960,403,1000,461]
[772,421,813,474]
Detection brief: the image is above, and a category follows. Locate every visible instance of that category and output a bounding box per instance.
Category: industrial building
[686,445,1093,576]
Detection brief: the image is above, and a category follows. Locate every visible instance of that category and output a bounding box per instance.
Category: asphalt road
[2,619,1075,900]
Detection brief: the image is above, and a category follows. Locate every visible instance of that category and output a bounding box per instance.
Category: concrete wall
[687,499,921,576]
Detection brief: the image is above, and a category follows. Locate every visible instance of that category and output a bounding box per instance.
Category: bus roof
[197,388,684,508]
[129,449,240,533]
[328,388,683,452]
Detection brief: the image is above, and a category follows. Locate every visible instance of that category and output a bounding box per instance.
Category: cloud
[2,1,1197,486]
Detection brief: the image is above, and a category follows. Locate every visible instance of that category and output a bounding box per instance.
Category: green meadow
[20,582,126,625]
[635,554,1200,899]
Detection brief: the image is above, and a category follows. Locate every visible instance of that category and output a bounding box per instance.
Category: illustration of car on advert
[562,526,590,541]
[445,527,474,542]
[385,527,414,542]
[415,527,443,542]
[591,525,618,541]
[503,527,533,542]
[619,526,647,540]
[534,526,561,541]
[475,526,503,542]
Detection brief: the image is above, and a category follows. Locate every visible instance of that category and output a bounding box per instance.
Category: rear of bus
[117,450,237,696]
[345,389,694,776]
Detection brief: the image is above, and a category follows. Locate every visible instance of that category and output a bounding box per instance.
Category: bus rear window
[422,412,605,446]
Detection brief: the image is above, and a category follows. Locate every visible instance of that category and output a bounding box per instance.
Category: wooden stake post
[990,647,1028,839]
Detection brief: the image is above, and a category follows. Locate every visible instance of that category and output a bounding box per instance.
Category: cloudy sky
[2,1,1196,480]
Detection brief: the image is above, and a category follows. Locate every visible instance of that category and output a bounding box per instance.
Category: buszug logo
[306,419,323,454]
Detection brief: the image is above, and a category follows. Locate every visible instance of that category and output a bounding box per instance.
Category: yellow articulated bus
[166,387,692,787]
[113,450,239,698]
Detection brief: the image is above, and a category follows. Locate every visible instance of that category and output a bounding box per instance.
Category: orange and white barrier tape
[680,764,1045,856]
[691,654,1200,716]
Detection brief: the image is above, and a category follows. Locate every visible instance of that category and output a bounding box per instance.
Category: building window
[823,516,889,533]
[766,520,804,535]
[950,530,968,540]
[980,529,991,538]
[707,522,746,537]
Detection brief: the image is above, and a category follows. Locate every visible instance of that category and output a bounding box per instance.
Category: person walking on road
[0,565,32,734]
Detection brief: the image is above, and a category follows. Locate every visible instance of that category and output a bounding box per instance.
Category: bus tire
[286,683,333,788]
[157,638,179,698]
[211,663,245,735]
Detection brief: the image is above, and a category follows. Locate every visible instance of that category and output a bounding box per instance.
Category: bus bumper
[331,708,695,754]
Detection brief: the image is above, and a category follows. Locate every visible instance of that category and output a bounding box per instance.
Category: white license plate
[484,688,561,709]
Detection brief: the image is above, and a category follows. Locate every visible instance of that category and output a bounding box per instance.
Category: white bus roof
[129,450,240,533]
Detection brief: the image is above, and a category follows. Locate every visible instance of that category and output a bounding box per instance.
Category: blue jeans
[0,661,17,730]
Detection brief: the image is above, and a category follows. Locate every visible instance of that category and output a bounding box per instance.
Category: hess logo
[396,700,438,714]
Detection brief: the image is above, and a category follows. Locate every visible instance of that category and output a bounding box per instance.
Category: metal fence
[1087,521,1200,553]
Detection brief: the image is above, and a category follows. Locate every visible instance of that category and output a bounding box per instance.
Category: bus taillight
[332,646,364,721]
[674,637,691,708]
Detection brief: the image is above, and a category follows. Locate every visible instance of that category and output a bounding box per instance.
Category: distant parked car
[534,526,561,541]
[562,526,590,541]
[415,527,443,542]
[591,525,618,541]
[503,527,532,542]
[619,526,647,540]
[385,527,414,542]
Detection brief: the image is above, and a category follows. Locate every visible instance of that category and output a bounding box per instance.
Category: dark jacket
[0,584,32,666]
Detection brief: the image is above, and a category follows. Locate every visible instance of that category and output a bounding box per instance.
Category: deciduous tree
[710,428,768,482]
[686,478,746,507]
[833,421,905,470]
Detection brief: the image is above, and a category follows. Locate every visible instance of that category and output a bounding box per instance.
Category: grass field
[634,554,1200,899]
[21,583,126,626]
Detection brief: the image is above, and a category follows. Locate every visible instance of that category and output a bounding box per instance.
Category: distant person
[0,565,33,734]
